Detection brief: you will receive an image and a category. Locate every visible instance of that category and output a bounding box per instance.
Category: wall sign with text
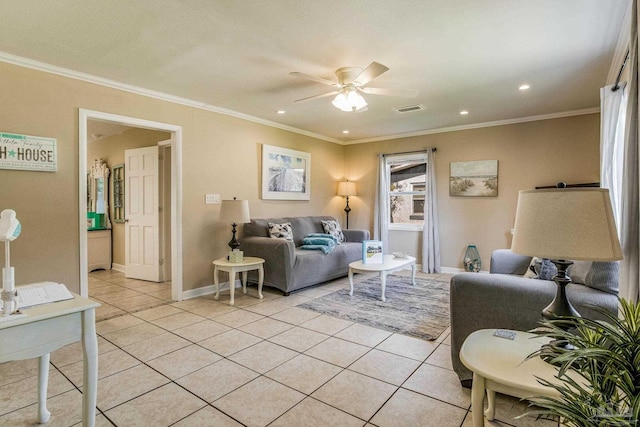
[0,132,57,172]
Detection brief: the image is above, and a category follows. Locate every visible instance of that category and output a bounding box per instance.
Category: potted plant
[523,298,639,426]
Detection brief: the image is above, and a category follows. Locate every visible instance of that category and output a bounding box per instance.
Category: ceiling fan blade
[294,90,341,102]
[360,87,419,97]
[353,62,389,86]
[290,72,341,87]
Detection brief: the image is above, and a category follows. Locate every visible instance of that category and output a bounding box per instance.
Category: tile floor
[0,270,556,426]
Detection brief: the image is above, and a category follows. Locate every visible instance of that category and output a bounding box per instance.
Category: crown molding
[0,50,599,147]
[342,107,600,145]
[0,51,341,144]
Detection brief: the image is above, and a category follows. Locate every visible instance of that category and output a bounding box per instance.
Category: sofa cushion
[321,219,344,243]
[268,222,293,241]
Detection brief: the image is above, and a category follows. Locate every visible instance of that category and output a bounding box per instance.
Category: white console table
[0,292,100,426]
[88,229,111,272]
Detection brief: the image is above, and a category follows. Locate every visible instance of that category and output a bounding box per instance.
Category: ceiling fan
[290,62,418,112]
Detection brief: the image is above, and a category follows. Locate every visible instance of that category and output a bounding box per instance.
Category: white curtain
[600,83,627,233]
[373,153,389,250]
[620,0,640,304]
[422,148,441,273]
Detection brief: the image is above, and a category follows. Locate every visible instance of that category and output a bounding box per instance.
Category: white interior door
[125,146,160,282]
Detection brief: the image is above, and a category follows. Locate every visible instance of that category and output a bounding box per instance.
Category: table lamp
[337,180,357,229]
[219,198,250,250]
[511,186,622,322]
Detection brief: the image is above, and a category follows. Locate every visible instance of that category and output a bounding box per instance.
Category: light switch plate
[205,194,220,204]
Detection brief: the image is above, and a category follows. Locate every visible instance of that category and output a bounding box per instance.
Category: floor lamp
[337,181,357,229]
[511,187,622,322]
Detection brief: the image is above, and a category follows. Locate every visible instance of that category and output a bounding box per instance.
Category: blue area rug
[297,274,450,340]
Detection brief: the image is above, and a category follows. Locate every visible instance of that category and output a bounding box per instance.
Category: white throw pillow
[321,219,344,244]
[267,222,293,241]
[568,260,592,284]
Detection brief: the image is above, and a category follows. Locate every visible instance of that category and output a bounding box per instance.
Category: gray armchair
[449,249,619,386]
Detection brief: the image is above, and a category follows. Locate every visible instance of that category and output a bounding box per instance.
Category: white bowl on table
[392,252,410,259]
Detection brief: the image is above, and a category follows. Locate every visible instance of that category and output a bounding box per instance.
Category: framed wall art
[362,240,384,264]
[450,160,498,197]
[262,144,311,200]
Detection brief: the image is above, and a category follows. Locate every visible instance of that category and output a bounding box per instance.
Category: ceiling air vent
[394,104,424,113]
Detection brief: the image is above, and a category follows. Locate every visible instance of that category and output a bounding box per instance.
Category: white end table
[213,256,265,305]
[0,291,100,426]
[348,255,416,302]
[460,329,578,427]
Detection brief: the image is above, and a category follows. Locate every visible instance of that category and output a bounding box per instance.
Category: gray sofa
[239,216,370,295]
[450,249,619,386]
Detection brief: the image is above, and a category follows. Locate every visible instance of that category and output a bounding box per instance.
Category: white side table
[348,255,416,302]
[460,329,576,427]
[212,256,265,305]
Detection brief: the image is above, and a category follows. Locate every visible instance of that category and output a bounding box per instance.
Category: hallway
[89,270,172,321]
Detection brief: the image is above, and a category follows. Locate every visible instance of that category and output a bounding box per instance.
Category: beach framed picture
[450,160,498,197]
[261,144,311,200]
[362,240,384,264]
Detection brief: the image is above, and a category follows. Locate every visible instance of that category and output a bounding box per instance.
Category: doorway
[79,109,183,301]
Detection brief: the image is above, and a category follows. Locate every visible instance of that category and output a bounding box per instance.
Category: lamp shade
[219,199,250,224]
[337,181,357,197]
[511,188,622,261]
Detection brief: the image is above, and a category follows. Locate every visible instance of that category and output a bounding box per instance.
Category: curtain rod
[382,148,436,157]
[612,49,630,92]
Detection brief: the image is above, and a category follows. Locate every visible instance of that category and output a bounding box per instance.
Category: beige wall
[87,128,171,266]
[0,62,344,293]
[0,60,600,294]
[344,114,600,270]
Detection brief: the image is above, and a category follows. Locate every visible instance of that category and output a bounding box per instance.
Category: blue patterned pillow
[267,222,293,241]
[523,257,557,280]
[321,219,344,244]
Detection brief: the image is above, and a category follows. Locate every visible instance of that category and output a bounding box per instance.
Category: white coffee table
[460,329,578,427]
[213,256,264,306]
[348,254,416,302]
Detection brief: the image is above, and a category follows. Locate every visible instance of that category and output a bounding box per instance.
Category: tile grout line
[84,271,462,426]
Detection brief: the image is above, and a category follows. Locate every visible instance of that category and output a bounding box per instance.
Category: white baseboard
[440,266,489,274]
[111,263,126,273]
[181,266,488,300]
[181,280,243,300]
[440,266,465,274]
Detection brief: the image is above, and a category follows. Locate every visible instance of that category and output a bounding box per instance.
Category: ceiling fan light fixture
[332,88,367,112]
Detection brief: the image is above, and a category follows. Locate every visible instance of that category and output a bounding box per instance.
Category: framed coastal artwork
[261,144,311,200]
[362,240,384,264]
[449,160,498,197]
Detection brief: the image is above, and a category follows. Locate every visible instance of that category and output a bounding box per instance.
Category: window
[386,153,427,230]
[411,183,425,220]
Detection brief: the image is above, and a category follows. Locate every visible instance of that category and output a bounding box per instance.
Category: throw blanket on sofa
[301,235,336,254]
[306,233,339,243]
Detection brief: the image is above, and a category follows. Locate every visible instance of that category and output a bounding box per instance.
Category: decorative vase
[464,244,481,272]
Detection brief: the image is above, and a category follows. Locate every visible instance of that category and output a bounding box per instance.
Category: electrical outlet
[205,194,220,204]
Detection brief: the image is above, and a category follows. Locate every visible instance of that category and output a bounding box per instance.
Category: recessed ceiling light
[519,84,530,91]
[460,110,469,115]
[276,110,286,114]
[342,130,350,134]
